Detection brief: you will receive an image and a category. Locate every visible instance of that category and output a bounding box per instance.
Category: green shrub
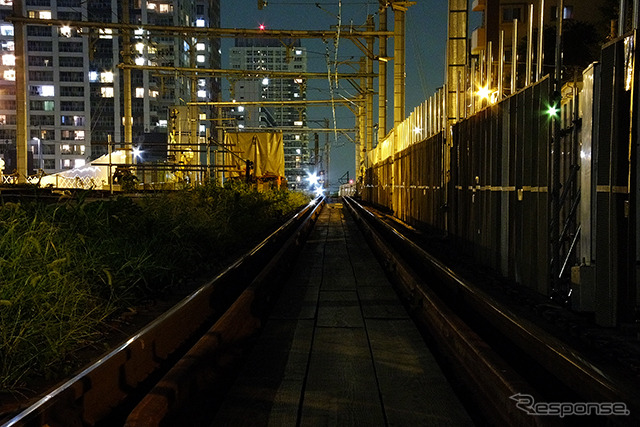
[0,184,309,391]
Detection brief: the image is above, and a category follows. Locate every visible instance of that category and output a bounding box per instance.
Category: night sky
[221,1,478,190]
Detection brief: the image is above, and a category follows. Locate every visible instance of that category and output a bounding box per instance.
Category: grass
[0,183,309,392]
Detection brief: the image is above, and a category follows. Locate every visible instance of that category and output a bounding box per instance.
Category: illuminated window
[135,57,145,66]
[88,71,98,82]
[197,54,205,63]
[295,135,300,140]
[0,0,12,5]
[99,29,112,39]
[39,11,52,20]
[101,87,114,98]
[150,90,159,98]
[294,93,300,98]
[74,159,85,168]
[199,113,206,120]
[294,120,303,126]
[61,144,71,153]
[147,2,156,10]
[158,119,167,127]
[75,131,85,141]
[2,54,14,66]
[196,43,205,51]
[100,71,113,83]
[134,28,145,37]
[198,79,206,86]
[59,26,72,37]
[197,90,206,98]
[2,41,14,51]
[159,3,171,13]
[295,49,302,55]
[0,25,13,36]
[199,124,205,133]
[135,42,145,54]
[135,87,145,98]
[40,85,54,96]
[63,159,71,168]
[196,19,205,27]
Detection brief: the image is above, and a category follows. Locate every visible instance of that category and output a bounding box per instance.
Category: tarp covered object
[224,132,284,178]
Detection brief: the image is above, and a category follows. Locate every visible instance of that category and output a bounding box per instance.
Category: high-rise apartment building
[229,38,309,188]
[0,0,220,175]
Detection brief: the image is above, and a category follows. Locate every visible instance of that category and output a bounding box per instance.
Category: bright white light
[60,26,72,37]
[196,19,206,27]
[197,43,205,51]
[135,57,146,66]
[294,121,303,126]
[74,159,85,168]
[296,148,301,154]
[198,90,207,98]
[197,54,205,63]
[262,77,269,85]
[2,54,14,66]
[314,186,324,197]
[238,124,245,129]
[476,85,490,100]
[89,71,98,82]
[133,147,142,158]
[135,42,145,54]
[306,172,319,186]
[295,49,303,55]
[99,29,113,39]
[413,126,421,134]
[237,106,244,112]
[100,71,114,83]
[41,85,54,96]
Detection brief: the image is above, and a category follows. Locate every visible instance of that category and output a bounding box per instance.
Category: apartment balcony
[471,27,486,55]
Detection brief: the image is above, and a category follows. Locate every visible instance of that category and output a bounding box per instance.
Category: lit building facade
[0,0,220,174]
[229,38,309,188]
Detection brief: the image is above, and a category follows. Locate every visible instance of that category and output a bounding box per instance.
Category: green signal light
[546,103,559,117]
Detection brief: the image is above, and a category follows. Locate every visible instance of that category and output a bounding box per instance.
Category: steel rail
[343,196,640,425]
[1,197,325,427]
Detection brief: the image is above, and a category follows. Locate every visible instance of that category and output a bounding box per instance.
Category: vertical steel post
[366,15,375,170]
[551,0,564,295]
[498,30,504,100]
[526,3,534,86]
[537,0,545,81]
[512,19,518,95]
[13,0,27,182]
[619,0,627,36]
[378,2,388,141]
[393,3,406,127]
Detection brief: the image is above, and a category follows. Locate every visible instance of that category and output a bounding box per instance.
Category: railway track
[1,197,324,427]
[2,196,638,426]
[343,196,640,426]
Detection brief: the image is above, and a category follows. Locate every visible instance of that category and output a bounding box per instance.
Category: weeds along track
[342,196,640,426]
[0,197,324,427]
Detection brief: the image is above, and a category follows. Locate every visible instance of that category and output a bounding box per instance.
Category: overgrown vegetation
[0,183,309,392]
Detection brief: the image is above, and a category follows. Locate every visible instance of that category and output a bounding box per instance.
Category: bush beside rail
[0,183,309,393]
